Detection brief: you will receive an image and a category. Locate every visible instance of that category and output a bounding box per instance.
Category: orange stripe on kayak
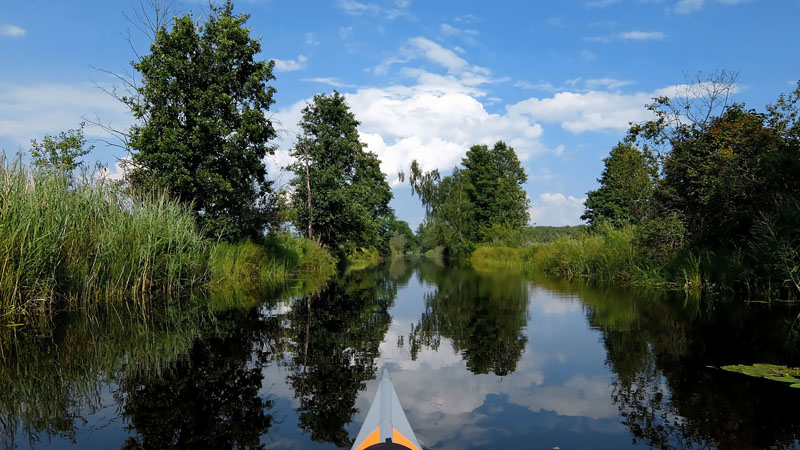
[393,429,419,450]
[354,428,380,450]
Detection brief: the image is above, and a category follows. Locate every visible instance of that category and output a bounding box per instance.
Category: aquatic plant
[721,363,800,388]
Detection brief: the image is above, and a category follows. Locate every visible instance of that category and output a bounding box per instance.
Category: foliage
[633,213,686,265]
[289,92,394,256]
[388,220,415,256]
[566,77,800,299]
[462,141,530,237]
[29,124,92,175]
[126,1,278,240]
[471,225,704,294]
[346,247,382,271]
[657,106,798,251]
[526,225,588,243]
[209,234,336,296]
[470,245,529,272]
[582,142,656,228]
[406,140,530,257]
[0,156,336,324]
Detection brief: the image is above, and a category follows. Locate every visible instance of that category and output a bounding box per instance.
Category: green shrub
[634,213,686,265]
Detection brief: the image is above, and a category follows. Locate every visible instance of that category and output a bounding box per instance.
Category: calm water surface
[3,259,800,449]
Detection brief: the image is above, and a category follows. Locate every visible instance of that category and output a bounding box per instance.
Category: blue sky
[1,0,798,228]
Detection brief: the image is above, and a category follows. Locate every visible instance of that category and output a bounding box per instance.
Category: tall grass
[472,226,705,295]
[209,234,336,300]
[346,246,382,271]
[0,161,209,320]
[0,160,337,324]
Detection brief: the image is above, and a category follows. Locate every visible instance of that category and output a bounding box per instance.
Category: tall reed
[0,160,210,320]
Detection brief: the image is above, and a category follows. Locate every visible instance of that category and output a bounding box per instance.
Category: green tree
[582,142,657,228]
[388,220,415,255]
[289,92,394,255]
[29,124,92,175]
[406,161,476,256]
[405,141,529,256]
[126,1,278,240]
[462,141,530,235]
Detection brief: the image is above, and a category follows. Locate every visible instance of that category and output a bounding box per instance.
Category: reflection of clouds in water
[357,282,619,448]
[510,374,617,419]
[530,286,583,316]
[256,276,620,449]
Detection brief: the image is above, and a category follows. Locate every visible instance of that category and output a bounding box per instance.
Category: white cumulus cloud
[508,90,654,133]
[272,54,307,72]
[270,38,548,187]
[529,193,586,226]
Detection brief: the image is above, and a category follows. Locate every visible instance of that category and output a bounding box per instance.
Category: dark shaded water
[3,259,800,449]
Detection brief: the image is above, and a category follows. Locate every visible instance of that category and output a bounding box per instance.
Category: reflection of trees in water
[538,276,800,449]
[119,307,278,450]
[285,269,394,447]
[0,306,214,450]
[387,257,415,285]
[409,262,529,376]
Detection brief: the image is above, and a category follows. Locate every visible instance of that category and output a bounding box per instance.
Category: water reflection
[408,261,529,376]
[0,306,214,449]
[3,260,800,449]
[536,276,800,449]
[119,307,277,449]
[285,268,394,447]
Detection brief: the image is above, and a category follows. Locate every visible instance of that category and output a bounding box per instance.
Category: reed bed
[0,161,209,320]
[0,160,336,324]
[472,226,705,295]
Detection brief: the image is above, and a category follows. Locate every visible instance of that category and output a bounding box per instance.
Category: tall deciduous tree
[582,143,657,228]
[462,141,530,235]
[289,92,394,254]
[126,1,277,240]
[406,140,530,256]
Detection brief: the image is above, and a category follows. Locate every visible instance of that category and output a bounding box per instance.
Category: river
[3,258,800,449]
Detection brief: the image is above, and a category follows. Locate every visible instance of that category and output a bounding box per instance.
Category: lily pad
[721,363,800,388]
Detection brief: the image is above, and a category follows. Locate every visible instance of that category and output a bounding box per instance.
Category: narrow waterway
[3,258,800,449]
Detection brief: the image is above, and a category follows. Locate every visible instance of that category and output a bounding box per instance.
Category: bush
[634,213,686,265]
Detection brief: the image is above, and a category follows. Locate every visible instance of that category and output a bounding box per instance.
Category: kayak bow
[351,369,422,450]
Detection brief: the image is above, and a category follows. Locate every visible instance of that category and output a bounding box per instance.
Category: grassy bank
[471,226,704,295]
[0,162,335,324]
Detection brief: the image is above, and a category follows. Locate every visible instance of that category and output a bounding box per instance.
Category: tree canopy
[289,91,394,255]
[582,142,656,228]
[406,140,530,256]
[126,0,278,240]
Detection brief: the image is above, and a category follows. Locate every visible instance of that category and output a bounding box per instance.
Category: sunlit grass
[0,160,209,320]
[0,160,337,324]
[472,226,705,296]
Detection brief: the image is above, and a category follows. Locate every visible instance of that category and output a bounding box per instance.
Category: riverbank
[0,164,336,325]
[471,226,704,295]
